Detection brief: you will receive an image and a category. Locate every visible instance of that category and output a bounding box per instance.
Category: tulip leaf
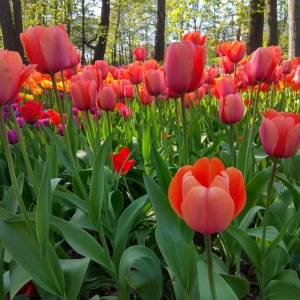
[144,174,197,295]
[265,280,300,299]
[89,134,113,227]
[197,258,238,299]
[119,245,163,300]
[60,258,90,300]
[225,225,261,274]
[114,195,150,270]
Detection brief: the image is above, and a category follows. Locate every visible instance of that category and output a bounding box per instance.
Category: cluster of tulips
[1,23,300,299]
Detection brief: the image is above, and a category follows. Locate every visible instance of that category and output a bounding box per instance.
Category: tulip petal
[259,118,279,156]
[225,168,246,218]
[285,123,300,158]
[181,186,234,234]
[0,58,13,104]
[168,165,193,218]
[192,157,225,187]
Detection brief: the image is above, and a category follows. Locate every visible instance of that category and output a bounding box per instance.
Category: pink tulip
[80,69,102,89]
[280,60,293,75]
[211,76,236,99]
[164,41,206,94]
[94,60,109,79]
[0,50,36,106]
[20,25,73,74]
[219,56,235,74]
[70,79,97,111]
[219,93,245,124]
[294,66,300,86]
[98,86,117,112]
[144,69,165,96]
[140,88,153,105]
[259,109,300,158]
[132,46,147,61]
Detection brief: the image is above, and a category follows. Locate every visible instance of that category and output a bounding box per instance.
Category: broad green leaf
[222,274,249,299]
[53,190,88,213]
[198,258,238,300]
[89,134,113,227]
[0,208,65,296]
[151,143,171,195]
[119,245,163,300]
[60,258,90,300]
[114,195,149,270]
[225,225,261,274]
[237,166,273,222]
[1,174,24,213]
[265,280,300,299]
[144,174,197,295]
[271,269,300,290]
[239,206,264,230]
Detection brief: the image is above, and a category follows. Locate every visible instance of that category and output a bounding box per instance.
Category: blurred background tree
[0,0,291,65]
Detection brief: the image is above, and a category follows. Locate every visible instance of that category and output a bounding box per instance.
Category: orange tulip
[217,41,246,63]
[182,31,207,46]
[168,157,246,234]
[20,25,73,74]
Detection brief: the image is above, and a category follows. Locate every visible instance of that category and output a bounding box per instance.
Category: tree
[288,0,300,58]
[93,0,110,62]
[154,0,165,62]
[247,0,265,55]
[267,0,278,46]
[0,0,26,62]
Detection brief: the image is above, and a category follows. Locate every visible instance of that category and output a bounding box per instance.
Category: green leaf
[197,258,238,300]
[237,166,273,222]
[119,245,163,300]
[225,225,261,274]
[114,195,149,270]
[1,174,24,213]
[60,258,90,300]
[0,208,65,296]
[265,280,300,299]
[222,274,249,299]
[89,134,113,227]
[151,143,171,195]
[239,206,264,230]
[143,174,197,295]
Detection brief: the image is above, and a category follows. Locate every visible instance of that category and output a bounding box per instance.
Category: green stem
[180,94,189,165]
[123,175,134,203]
[0,109,37,241]
[0,244,5,300]
[8,105,39,196]
[204,234,217,300]
[86,110,97,153]
[155,96,167,162]
[229,124,235,167]
[50,73,89,201]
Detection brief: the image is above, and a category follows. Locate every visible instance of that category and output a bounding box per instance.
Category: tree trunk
[247,0,265,55]
[0,0,26,62]
[267,0,278,46]
[81,0,86,65]
[154,0,165,62]
[288,0,300,58]
[93,0,110,62]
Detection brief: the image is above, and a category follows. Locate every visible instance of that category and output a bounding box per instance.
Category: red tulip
[182,31,207,46]
[139,88,154,105]
[132,46,147,61]
[259,109,300,158]
[123,64,143,85]
[110,147,135,174]
[70,79,97,111]
[164,41,206,94]
[219,56,235,74]
[168,157,246,234]
[20,25,73,74]
[98,86,117,112]
[124,84,135,98]
[219,93,245,124]
[144,69,165,96]
[218,41,246,63]
[0,50,36,106]
[19,101,44,122]
[6,281,35,300]
[45,109,66,126]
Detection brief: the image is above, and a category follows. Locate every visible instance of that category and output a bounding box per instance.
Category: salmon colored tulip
[211,76,236,99]
[168,157,246,234]
[132,46,147,61]
[140,88,154,105]
[144,69,166,96]
[219,93,245,124]
[0,50,36,106]
[217,40,247,63]
[94,60,109,79]
[182,31,207,46]
[110,147,135,175]
[259,109,300,158]
[123,64,143,85]
[293,66,300,86]
[98,86,117,112]
[164,41,206,94]
[219,56,235,74]
[246,47,277,83]
[80,69,102,89]
[280,60,293,75]
[20,25,73,74]
[70,79,97,111]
